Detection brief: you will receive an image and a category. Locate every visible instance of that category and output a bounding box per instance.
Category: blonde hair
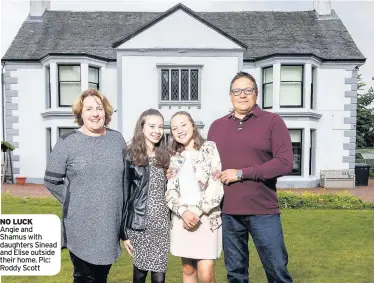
[72,89,113,126]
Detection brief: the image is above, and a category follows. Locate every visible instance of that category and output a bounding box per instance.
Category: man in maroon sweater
[208,72,293,283]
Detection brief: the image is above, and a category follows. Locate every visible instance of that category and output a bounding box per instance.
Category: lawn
[1,194,374,283]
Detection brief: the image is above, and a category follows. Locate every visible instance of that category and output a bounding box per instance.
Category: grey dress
[128,157,170,272]
[44,129,125,265]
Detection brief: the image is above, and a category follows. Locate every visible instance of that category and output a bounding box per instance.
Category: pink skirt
[170,212,222,260]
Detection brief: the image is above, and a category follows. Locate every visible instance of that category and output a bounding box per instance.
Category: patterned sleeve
[44,137,68,203]
[196,142,224,215]
[165,157,188,217]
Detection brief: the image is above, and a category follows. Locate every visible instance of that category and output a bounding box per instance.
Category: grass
[1,194,374,283]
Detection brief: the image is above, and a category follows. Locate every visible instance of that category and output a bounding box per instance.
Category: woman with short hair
[44,89,126,283]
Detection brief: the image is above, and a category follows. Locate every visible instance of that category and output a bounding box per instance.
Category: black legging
[133,265,165,283]
[69,251,111,283]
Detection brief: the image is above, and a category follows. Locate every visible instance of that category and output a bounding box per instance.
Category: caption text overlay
[0,214,61,276]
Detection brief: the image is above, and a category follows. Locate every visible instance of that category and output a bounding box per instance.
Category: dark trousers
[132,265,165,283]
[222,213,293,283]
[70,252,112,283]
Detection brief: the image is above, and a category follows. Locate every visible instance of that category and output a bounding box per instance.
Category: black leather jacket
[121,155,151,240]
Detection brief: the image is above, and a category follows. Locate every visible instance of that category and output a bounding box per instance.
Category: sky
[1,0,374,90]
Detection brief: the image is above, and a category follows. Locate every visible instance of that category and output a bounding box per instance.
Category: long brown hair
[169,111,205,155]
[126,109,169,168]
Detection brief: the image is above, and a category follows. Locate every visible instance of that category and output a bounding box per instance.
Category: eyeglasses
[230,88,257,96]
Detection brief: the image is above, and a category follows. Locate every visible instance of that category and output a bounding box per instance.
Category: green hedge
[369,168,374,178]
[278,191,374,209]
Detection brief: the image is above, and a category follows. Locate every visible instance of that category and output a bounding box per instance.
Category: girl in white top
[166,111,224,283]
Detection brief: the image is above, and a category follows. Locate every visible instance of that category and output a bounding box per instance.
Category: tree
[356,74,374,148]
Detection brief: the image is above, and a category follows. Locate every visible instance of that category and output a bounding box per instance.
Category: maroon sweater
[208,105,293,215]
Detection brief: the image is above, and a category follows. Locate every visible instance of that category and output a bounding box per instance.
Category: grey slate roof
[2,6,365,62]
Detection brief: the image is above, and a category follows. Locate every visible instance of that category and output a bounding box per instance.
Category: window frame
[157,64,203,108]
[46,128,52,159]
[58,127,78,138]
[88,66,100,90]
[309,131,312,176]
[58,64,81,107]
[280,65,304,108]
[164,131,172,147]
[46,66,51,109]
[309,129,316,176]
[262,66,274,109]
[311,67,316,109]
[289,129,303,176]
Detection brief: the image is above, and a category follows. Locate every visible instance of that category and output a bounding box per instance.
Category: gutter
[1,62,5,142]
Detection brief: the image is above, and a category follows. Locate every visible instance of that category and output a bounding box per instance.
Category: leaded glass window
[181,70,189,101]
[190,70,198,101]
[171,70,179,100]
[161,70,169,100]
[160,68,199,102]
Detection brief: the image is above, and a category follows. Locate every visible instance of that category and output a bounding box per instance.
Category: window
[46,66,51,109]
[309,129,316,176]
[280,66,303,108]
[289,129,302,176]
[58,65,81,107]
[311,67,316,109]
[160,68,199,103]
[58,127,77,137]
[89,66,99,90]
[165,132,172,146]
[262,67,273,109]
[46,128,51,156]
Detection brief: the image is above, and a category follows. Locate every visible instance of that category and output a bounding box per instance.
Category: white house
[1,1,365,187]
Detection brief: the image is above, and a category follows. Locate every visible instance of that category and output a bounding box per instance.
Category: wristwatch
[236,169,243,181]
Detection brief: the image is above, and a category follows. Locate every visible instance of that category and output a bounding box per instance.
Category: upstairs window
[58,65,81,107]
[280,66,303,108]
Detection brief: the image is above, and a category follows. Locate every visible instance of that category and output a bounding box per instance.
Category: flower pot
[16,176,27,185]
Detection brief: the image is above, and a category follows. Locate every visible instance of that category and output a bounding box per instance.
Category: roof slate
[2,8,365,62]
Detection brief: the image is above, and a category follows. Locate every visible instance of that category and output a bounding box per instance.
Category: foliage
[1,141,15,152]
[356,74,374,148]
[278,190,374,209]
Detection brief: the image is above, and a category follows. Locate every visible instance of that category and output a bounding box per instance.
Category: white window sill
[279,175,319,181]
[41,108,74,118]
[158,101,201,109]
[276,110,322,122]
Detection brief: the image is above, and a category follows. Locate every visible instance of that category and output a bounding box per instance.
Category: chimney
[313,0,331,16]
[28,0,50,20]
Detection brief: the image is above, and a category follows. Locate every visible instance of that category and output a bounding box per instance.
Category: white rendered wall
[243,66,261,106]
[121,55,238,141]
[117,10,242,50]
[314,68,349,172]
[100,66,118,131]
[16,68,46,179]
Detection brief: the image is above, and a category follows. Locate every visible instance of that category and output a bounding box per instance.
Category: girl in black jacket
[122,109,170,283]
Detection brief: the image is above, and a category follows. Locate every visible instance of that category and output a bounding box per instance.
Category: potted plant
[16,176,27,185]
[1,141,15,152]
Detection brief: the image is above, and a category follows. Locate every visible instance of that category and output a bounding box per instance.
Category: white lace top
[178,150,201,205]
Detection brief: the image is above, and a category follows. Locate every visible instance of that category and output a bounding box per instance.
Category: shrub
[278,191,374,209]
[369,168,374,179]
